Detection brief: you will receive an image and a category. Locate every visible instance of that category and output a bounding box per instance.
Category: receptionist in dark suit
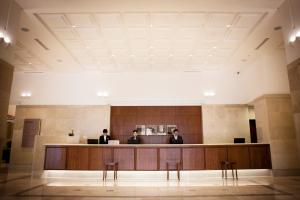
[169,129,183,144]
[99,129,111,144]
[128,130,141,144]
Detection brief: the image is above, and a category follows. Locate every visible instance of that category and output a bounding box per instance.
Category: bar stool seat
[220,161,238,179]
[103,161,118,180]
[166,160,181,180]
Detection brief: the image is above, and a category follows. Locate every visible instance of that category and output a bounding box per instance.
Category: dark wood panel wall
[44,144,272,171]
[110,106,203,144]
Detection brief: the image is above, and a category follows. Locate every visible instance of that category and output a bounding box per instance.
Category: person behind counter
[128,129,141,144]
[99,129,111,144]
[169,129,183,144]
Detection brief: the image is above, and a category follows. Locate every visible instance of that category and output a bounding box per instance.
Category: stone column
[0,59,14,155]
[253,94,300,175]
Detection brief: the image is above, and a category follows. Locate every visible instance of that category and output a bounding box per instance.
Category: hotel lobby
[0,0,300,199]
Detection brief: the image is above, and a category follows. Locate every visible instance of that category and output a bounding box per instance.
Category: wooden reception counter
[44,143,272,171]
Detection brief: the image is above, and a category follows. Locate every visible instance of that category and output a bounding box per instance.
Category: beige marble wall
[253,94,300,170]
[287,58,300,161]
[202,105,251,144]
[10,105,110,166]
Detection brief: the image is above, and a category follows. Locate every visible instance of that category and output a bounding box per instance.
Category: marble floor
[1,170,300,200]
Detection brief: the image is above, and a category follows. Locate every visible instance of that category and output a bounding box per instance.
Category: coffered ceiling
[34,12,264,72]
[0,0,285,73]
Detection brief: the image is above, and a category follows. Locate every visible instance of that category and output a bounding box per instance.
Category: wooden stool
[220,161,238,179]
[166,160,181,180]
[103,161,118,180]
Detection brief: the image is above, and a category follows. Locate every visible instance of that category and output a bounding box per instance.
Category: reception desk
[44,143,272,171]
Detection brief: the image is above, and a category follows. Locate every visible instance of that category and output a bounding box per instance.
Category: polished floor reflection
[1,170,300,200]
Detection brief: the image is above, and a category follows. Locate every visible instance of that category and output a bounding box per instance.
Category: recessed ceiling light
[28,62,32,65]
[21,92,32,97]
[203,91,216,97]
[97,91,109,97]
[111,54,116,57]
[289,34,296,43]
[150,24,153,27]
[213,46,217,49]
[226,24,231,28]
[169,54,173,57]
[208,54,213,57]
[72,25,77,28]
[189,54,193,57]
[3,36,11,43]
[149,46,153,49]
[130,54,135,57]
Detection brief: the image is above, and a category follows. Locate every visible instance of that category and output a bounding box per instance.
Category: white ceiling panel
[234,13,261,28]
[151,13,177,27]
[205,28,227,41]
[94,13,121,27]
[63,40,84,49]
[40,14,69,28]
[66,14,94,27]
[130,39,149,49]
[123,13,149,27]
[83,40,105,48]
[76,28,100,39]
[227,28,249,40]
[102,28,124,39]
[180,13,206,27]
[53,28,77,39]
[107,40,128,49]
[151,28,173,38]
[127,28,149,39]
[208,13,235,27]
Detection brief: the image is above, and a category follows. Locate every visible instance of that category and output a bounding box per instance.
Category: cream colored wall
[253,94,300,170]
[202,105,251,144]
[10,105,110,166]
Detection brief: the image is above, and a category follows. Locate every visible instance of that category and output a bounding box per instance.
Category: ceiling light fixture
[213,46,217,49]
[203,91,216,97]
[1,0,13,45]
[21,92,32,97]
[226,24,231,28]
[287,0,299,43]
[3,35,11,43]
[97,91,109,97]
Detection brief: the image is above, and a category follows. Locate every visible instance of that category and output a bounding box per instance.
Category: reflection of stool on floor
[166,160,181,180]
[103,161,118,180]
[220,161,238,179]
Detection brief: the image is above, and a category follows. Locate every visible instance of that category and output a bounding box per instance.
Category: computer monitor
[108,140,120,145]
[234,138,245,143]
[87,139,99,144]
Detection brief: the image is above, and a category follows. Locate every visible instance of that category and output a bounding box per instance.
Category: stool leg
[103,170,105,180]
[221,163,224,178]
[177,163,180,180]
[116,164,118,180]
[231,164,234,178]
[225,164,227,179]
[167,163,169,180]
[113,166,116,180]
[235,168,238,179]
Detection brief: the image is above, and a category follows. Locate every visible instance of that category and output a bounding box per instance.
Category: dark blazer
[169,135,183,144]
[99,135,111,144]
[128,136,141,144]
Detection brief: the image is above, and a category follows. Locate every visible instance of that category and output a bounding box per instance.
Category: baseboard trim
[272,169,300,176]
